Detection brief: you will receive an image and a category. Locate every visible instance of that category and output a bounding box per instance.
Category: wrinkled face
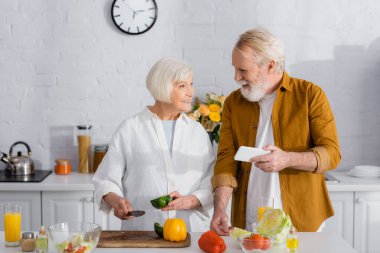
[232,47,270,102]
[170,75,194,112]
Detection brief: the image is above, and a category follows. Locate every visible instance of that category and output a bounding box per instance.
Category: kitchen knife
[126,210,145,217]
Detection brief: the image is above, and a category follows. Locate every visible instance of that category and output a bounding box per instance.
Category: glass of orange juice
[4,202,21,247]
[257,197,274,222]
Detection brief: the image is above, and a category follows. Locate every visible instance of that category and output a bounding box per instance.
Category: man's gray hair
[146,57,192,103]
[235,27,285,74]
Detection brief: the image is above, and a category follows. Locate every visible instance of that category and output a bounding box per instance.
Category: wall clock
[111,0,158,35]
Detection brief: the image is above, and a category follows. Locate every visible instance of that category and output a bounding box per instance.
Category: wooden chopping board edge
[97,230,191,248]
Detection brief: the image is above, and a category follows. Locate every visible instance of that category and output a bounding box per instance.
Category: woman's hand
[161,191,201,211]
[103,192,134,220]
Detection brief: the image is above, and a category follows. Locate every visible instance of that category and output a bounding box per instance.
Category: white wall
[0,0,379,170]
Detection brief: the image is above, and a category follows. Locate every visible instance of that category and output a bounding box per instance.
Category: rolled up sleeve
[308,86,341,173]
[211,95,239,190]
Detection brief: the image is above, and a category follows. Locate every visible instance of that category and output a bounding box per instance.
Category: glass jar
[20,232,36,252]
[286,226,299,253]
[55,159,71,175]
[92,144,108,173]
[76,125,92,173]
[36,225,48,253]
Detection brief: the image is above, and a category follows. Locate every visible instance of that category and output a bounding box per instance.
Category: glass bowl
[48,222,101,253]
[240,235,272,253]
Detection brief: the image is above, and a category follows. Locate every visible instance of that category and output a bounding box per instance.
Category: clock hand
[124,0,136,12]
[135,9,145,13]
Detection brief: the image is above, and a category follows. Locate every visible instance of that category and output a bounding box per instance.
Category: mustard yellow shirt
[211,72,341,232]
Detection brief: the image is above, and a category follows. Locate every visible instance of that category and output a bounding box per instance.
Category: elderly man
[210,27,341,234]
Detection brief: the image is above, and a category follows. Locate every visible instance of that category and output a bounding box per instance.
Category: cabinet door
[354,192,380,253]
[42,191,94,226]
[0,191,41,231]
[94,208,121,230]
[324,191,354,247]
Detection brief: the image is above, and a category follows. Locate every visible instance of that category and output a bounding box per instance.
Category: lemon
[229,227,252,240]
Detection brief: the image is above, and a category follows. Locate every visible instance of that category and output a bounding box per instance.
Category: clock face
[111,0,158,35]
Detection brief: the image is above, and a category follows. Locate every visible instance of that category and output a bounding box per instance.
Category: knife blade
[126,210,145,217]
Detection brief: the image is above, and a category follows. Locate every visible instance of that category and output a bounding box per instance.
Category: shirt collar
[141,106,190,124]
[276,71,292,92]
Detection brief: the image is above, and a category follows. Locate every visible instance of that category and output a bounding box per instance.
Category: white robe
[93,107,215,232]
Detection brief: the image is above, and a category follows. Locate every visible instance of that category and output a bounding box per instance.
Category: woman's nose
[187,86,194,96]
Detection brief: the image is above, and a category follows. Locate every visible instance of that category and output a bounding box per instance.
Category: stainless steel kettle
[1,141,35,175]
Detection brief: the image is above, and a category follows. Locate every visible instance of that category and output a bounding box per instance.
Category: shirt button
[252,125,257,129]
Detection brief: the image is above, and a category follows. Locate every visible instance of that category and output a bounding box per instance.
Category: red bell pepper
[198,230,226,253]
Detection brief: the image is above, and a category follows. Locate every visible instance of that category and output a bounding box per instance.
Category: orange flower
[187,93,224,144]
[209,112,221,122]
[209,104,221,112]
[198,104,210,116]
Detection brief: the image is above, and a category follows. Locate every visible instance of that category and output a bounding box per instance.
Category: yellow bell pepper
[163,218,187,242]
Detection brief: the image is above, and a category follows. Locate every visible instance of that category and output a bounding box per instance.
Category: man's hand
[250,145,289,172]
[210,208,230,235]
[103,192,134,220]
[161,191,200,211]
[251,144,318,172]
[210,186,233,235]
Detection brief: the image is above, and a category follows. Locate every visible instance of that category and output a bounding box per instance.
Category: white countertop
[0,231,357,253]
[0,171,380,192]
[327,171,380,191]
[0,172,95,191]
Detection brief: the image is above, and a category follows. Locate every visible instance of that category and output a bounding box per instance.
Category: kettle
[1,141,35,175]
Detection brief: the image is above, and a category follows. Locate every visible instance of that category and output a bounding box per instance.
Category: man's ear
[267,60,276,74]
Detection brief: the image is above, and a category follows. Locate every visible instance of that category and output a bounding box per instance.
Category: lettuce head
[257,208,292,244]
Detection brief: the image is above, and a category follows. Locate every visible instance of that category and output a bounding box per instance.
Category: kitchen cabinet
[95,209,121,230]
[0,190,95,231]
[0,191,41,231]
[42,191,95,226]
[353,192,380,253]
[324,192,354,247]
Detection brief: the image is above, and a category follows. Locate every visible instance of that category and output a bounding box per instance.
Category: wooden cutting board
[97,230,191,248]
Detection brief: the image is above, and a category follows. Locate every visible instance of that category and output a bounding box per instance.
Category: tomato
[261,237,271,250]
[242,234,264,250]
[74,246,87,253]
[67,242,73,252]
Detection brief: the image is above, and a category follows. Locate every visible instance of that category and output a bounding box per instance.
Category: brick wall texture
[1,0,380,170]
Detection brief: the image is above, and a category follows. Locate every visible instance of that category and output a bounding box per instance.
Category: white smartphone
[234,146,270,162]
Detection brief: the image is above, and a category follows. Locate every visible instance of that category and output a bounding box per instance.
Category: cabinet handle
[356,198,363,204]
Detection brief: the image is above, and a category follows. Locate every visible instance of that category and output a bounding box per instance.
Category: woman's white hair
[235,27,285,74]
[146,57,192,103]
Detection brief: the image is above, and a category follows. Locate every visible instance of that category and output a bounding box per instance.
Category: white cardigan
[93,107,215,232]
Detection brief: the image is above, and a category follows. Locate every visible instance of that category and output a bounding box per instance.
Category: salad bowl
[48,222,101,253]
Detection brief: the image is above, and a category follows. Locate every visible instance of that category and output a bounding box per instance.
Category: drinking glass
[4,202,21,247]
[257,197,274,222]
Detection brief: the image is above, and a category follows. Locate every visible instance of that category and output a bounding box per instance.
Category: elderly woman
[93,57,215,232]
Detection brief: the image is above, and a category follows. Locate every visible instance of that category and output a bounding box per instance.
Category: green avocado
[150,195,173,209]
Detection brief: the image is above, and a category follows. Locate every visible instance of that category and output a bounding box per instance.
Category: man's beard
[238,80,266,102]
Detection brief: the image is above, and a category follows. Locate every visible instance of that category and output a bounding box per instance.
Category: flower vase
[207,131,218,155]
[207,131,214,145]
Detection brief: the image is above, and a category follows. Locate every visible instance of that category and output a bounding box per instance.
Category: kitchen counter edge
[1,171,380,192]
